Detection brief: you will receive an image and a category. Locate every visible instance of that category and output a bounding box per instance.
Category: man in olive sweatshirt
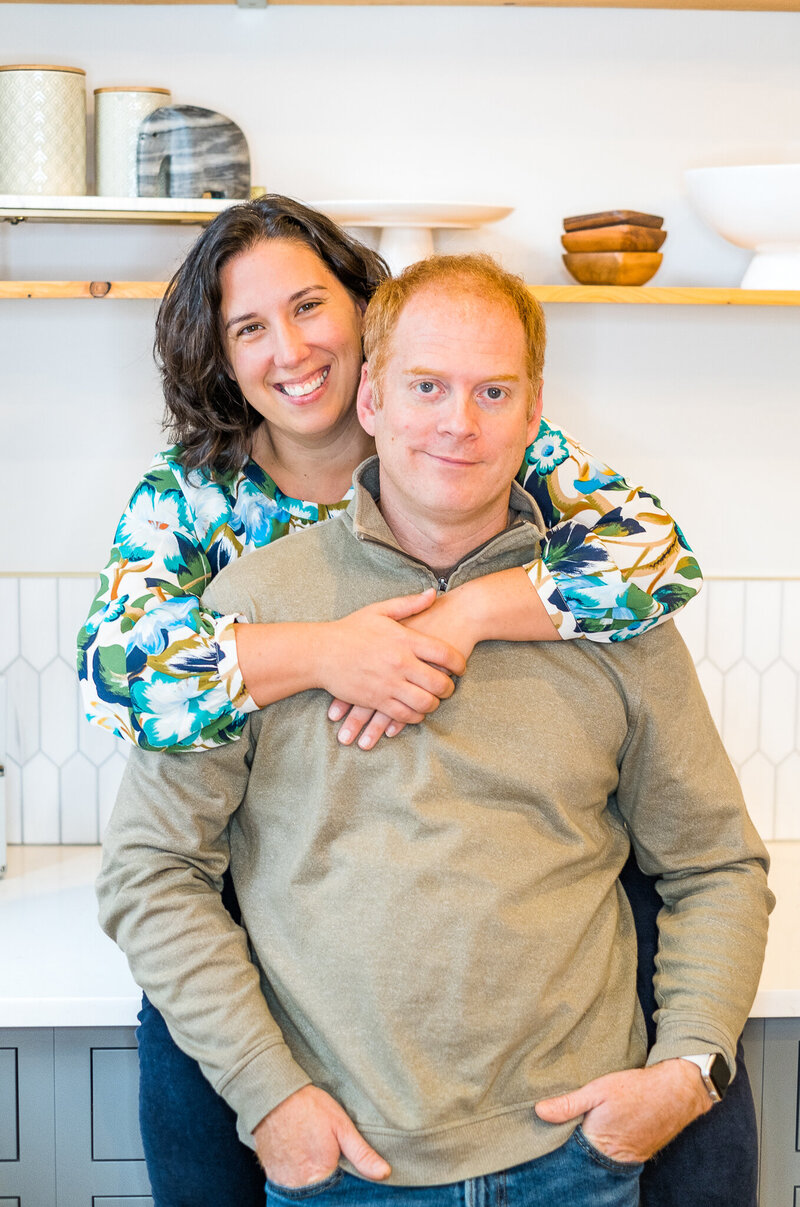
[98,255,772,1207]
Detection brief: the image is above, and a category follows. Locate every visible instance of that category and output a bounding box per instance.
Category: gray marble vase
[136,104,250,199]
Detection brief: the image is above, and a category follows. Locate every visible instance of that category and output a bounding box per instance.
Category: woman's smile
[273,365,331,401]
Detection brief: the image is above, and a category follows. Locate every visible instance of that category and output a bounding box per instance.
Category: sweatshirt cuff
[646,1018,736,1080]
[215,1039,313,1138]
[213,615,260,716]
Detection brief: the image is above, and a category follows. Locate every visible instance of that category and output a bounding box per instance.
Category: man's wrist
[678,1054,731,1104]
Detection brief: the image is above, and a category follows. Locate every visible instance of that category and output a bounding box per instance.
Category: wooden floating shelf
[530,285,800,306]
[14,0,800,9]
[2,282,799,305]
[0,282,167,299]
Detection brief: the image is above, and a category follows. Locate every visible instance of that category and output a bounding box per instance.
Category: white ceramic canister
[0,65,87,195]
[94,86,171,197]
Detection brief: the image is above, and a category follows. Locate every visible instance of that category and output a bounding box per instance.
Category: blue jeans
[136,860,758,1207]
[264,1134,641,1206]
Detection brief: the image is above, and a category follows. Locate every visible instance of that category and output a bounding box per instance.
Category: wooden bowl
[563,251,663,286]
[563,209,664,232]
[561,224,667,253]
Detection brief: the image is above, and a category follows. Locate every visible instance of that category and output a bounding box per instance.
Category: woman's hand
[320,589,466,747]
[328,570,559,749]
[328,586,481,749]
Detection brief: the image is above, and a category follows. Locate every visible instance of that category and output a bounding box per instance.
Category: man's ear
[527,383,544,445]
[357,362,378,436]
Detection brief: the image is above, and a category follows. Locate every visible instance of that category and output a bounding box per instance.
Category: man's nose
[438,393,480,439]
[271,320,310,368]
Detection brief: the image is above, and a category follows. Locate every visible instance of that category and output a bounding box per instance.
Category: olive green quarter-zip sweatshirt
[97,458,773,1186]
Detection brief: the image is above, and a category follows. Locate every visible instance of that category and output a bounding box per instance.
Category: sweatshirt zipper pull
[436,577,449,594]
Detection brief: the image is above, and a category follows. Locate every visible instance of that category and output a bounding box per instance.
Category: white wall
[2,3,799,577]
[1,3,799,843]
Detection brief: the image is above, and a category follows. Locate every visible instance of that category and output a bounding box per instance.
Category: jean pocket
[573,1125,644,1175]
[265,1167,345,1200]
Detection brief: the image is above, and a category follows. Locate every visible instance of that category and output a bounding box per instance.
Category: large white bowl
[685,164,800,289]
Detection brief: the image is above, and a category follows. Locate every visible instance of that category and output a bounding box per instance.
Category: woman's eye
[237,323,262,337]
[297,300,322,315]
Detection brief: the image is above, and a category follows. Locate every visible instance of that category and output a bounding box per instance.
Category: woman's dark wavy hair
[155,194,390,478]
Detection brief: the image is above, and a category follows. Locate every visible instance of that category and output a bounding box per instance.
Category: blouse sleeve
[77,458,258,751]
[519,418,703,642]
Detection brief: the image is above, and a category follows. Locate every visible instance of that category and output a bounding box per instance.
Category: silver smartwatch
[680,1054,731,1103]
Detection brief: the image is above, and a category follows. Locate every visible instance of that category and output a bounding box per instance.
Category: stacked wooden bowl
[562,210,666,285]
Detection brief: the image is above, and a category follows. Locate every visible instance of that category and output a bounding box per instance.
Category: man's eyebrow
[403,367,520,382]
[224,286,329,332]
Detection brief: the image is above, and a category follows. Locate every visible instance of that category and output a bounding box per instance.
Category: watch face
[709,1054,731,1099]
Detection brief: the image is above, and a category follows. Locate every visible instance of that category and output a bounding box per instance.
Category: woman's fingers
[336,703,426,747]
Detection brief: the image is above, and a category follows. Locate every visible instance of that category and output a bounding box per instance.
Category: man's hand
[535,1060,713,1164]
[252,1085,391,1189]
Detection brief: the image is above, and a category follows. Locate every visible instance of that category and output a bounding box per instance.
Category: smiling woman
[74,195,718,1206]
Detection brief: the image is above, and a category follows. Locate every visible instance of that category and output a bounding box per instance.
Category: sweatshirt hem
[351,1109,577,1186]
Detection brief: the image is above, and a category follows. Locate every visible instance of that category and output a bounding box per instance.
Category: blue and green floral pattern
[78,419,702,750]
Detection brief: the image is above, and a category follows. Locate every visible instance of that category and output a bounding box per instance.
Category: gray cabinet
[0,1027,152,1207]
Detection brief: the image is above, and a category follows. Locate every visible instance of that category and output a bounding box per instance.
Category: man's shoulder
[577,618,700,717]
[203,513,349,620]
[577,617,691,683]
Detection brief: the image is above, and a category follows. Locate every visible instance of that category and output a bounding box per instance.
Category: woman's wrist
[450,568,560,645]
[235,621,322,708]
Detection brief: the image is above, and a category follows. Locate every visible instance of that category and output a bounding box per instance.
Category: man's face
[358,286,542,539]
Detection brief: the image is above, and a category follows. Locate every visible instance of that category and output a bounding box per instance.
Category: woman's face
[219,238,365,446]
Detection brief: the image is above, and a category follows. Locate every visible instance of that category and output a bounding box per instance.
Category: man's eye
[415,381,437,394]
[485,387,505,401]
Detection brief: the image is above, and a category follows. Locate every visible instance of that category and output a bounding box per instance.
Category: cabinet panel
[0,1030,56,1206]
[91,1049,144,1161]
[93,1199,153,1206]
[0,1050,19,1162]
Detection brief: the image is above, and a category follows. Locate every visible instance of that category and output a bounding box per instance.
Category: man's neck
[376,481,514,573]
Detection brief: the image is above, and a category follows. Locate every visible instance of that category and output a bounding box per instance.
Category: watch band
[680,1054,731,1103]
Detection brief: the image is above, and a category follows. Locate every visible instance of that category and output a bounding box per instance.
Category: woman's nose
[272,321,310,368]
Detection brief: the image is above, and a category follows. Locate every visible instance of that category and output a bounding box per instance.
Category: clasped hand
[323,588,474,750]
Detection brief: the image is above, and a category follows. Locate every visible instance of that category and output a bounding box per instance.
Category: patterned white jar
[94,86,171,197]
[0,65,86,195]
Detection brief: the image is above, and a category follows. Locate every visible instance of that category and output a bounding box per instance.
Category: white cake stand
[311,201,514,273]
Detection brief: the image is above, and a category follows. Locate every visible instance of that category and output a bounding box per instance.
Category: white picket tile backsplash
[0,575,798,845]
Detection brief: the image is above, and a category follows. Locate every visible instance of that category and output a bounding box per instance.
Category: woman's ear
[357,363,377,435]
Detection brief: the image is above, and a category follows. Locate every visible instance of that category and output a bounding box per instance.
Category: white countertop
[1,842,798,1029]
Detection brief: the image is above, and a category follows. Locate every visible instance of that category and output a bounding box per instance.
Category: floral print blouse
[77,418,702,751]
